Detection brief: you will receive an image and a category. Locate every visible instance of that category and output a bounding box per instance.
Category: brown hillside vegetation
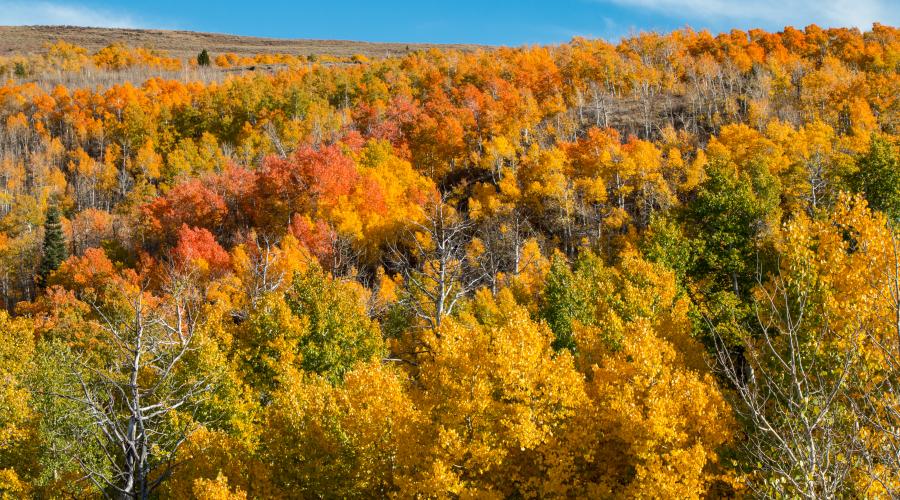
[0,25,485,59]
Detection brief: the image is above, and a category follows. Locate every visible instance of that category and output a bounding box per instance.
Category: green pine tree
[197,49,211,67]
[38,202,67,285]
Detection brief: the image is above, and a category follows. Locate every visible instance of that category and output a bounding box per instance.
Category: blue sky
[1,0,898,45]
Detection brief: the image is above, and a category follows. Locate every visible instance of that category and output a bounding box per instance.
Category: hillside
[0,25,485,59]
[0,23,899,498]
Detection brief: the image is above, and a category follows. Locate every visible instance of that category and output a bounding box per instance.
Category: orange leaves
[92,43,137,71]
[143,178,228,241]
[67,208,114,255]
[214,53,240,68]
[289,215,335,266]
[39,248,146,335]
[92,43,182,72]
[508,46,562,105]
[51,247,120,291]
[172,224,230,277]
[409,87,471,178]
[567,126,620,182]
[254,144,357,230]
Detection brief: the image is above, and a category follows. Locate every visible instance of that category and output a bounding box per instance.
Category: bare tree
[711,268,862,499]
[391,200,480,330]
[471,208,534,294]
[802,151,829,215]
[324,229,363,279]
[36,276,215,499]
[241,233,287,305]
[851,228,900,497]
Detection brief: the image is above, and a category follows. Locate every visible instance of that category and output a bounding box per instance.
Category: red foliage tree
[171,224,231,276]
[143,179,228,242]
[254,144,359,233]
[288,215,336,267]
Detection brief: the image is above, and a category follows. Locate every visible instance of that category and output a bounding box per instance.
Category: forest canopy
[1,24,900,498]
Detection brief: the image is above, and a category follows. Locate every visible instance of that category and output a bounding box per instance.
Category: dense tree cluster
[1,24,900,497]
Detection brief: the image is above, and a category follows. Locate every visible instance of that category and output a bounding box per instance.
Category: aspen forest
[0,23,900,498]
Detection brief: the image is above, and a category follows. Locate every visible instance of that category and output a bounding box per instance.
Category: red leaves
[293,144,359,201]
[207,164,259,231]
[144,179,227,242]
[289,215,335,267]
[142,143,368,258]
[172,224,230,276]
[255,144,359,231]
[137,136,433,274]
[352,94,419,148]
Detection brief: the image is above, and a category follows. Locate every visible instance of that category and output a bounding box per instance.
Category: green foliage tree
[285,266,384,383]
[13,62,27,78]
[852,134,900,222]
[540,254,594,352]
[681,161,779,298]
[238,264,384,391]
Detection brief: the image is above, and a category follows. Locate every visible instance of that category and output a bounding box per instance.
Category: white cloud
[0,1,138,28]
[599,0,898,30]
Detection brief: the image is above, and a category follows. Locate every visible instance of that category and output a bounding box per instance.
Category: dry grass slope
[0,25,487,59]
